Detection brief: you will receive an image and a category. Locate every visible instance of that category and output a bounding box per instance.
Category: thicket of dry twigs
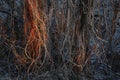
[0,0,120,80]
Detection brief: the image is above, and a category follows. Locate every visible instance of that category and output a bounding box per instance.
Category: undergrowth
[0,0,120,80]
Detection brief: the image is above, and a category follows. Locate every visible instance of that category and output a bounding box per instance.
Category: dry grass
[0,0,120,80]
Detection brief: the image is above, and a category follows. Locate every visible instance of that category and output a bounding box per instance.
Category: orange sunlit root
[23,0,47,64]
